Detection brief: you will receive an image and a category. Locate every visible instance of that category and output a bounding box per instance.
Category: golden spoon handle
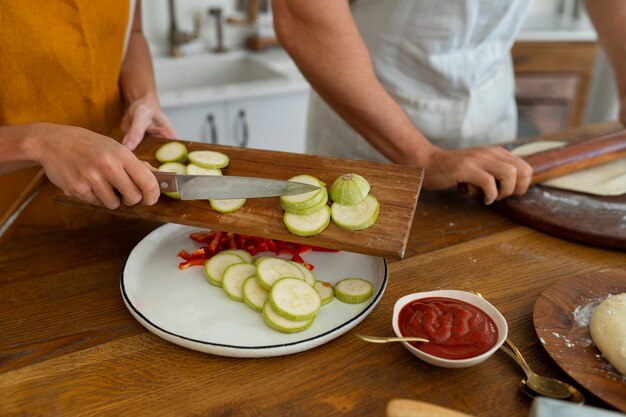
[356,334,429,344]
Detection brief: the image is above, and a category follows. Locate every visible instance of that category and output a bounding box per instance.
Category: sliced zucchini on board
[210,198,246,213]
[187,150,230,169]
[242,276,269,312]
[185,163,222,176]
[283,192,328,215]
[334,278,373,304]
[262,300,315,334]
[155,141,188,164]
[280,175,327,213]
[331,194,379,231]
[269,277,321,321]
[203,253,245,287]
[158,162,186,199]
[283,205,331,236]
[222,263,257,302]
[289,261,316,287]
[329,173,370,206]
[256,257,304,290]
[314,281,335,305]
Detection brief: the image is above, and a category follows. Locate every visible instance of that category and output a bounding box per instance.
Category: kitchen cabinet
[223,92,309,153]
[512,41,597,137]
[164,102,226,145]
[163,90,309,153]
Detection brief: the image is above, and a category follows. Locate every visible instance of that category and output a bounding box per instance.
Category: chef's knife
[153,171,320,200]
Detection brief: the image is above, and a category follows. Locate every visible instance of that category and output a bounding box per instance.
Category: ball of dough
[590,293,626,375]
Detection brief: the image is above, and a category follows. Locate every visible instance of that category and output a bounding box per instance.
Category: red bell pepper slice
[179,257,208,270]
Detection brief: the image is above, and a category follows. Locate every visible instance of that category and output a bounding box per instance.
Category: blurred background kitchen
[142,0,618,153]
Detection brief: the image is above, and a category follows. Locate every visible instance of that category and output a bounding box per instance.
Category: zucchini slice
[330,194,379,231]
[256,257,304,290]
[210,198,246,213]
[156,141,188,164]
[220,249,254,264]
[187,150,229,169]
[283,205,331,237]
[314,281,335,305]
[280,175,326,212]
[203,253,245,287]
[334,278,373,304]
[289,261,316,287]
[269,277,321,321]
[185,163,222,176]
[262,300,314,334]
[242,276,269,312]
[222,263,257,302]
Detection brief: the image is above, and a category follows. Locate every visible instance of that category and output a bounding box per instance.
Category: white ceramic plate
[121,223,388,357]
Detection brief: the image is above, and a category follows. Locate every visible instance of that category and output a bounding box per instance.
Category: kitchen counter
[1,127,625,416]
[516,14,597,42]
[153,48,309,109]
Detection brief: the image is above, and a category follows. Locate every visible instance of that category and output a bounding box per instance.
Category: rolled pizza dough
[511,141,626,196]
[589,293,626,376]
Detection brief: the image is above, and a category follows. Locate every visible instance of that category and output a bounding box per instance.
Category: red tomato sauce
[398,297,498,360]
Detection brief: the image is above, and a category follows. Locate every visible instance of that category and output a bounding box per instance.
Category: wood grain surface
[54,138,424,260]
[533,269,626,412]
[3,186,626,417]
[498,122,626,250]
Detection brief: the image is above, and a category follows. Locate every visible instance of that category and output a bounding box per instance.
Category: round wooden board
[533,269,626,412]
[497,186,626,250]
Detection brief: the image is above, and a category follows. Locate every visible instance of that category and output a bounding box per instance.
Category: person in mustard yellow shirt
[0,0,174,231]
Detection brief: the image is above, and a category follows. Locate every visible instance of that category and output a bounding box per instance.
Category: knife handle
[152,171,178,193]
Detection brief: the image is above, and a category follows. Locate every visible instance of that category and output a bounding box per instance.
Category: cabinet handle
[236,109,249,147]
[206,113,218,144]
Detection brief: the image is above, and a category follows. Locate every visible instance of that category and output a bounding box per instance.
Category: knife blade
[153,171,320,200]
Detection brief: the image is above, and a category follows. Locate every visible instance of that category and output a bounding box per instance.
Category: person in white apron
[273,0,533,205]
[309,0,528,157]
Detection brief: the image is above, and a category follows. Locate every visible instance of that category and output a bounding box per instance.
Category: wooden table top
[2,185,625,417]
[0,192,626,416]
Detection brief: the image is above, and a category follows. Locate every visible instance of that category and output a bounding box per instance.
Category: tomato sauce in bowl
[398,297,499,360]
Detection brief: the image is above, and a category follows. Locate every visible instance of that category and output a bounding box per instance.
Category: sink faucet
[208,7,227,53]
[167,0,200,57]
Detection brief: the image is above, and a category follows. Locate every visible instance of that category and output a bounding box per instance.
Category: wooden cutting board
[533,269,626,412]
[497,123,626,250]
[54,138,424,259]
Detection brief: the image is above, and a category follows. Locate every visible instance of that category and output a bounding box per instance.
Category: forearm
[0,123,48,175]
[119,1,158,104]
[585,0,626,94]
[272,0,435,165]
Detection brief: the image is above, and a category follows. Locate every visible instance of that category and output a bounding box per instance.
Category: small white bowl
[392,290,508,368]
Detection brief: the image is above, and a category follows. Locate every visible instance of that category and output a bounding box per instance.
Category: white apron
[306,0,529,162]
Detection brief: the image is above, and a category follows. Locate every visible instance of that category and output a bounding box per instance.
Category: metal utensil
[500,338,581,400]
[356,334,429,344]
[519,375,585,404]
[153,171,320,200]
[471,291,584,402]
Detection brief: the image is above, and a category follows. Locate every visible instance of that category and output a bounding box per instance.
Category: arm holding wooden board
[0,1,175,235]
